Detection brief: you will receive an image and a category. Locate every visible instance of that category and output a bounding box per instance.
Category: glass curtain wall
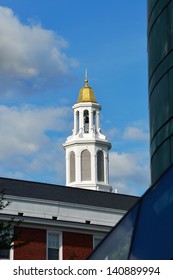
[89,165,173,260]
[148,0,173,184]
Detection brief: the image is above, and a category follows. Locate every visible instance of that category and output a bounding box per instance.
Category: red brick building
[0,177,138,260]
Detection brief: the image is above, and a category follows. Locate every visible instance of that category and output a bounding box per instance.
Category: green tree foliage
[0,191,28,258]
[0,191,9,210]
[0,191,15,250]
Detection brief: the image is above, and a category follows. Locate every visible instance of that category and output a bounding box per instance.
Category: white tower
[63,73,112,192]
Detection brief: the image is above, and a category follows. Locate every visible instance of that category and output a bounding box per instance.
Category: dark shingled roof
[0,177,139,211]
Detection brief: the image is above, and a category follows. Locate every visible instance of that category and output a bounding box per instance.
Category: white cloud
[109,151,150,195]
[106,127,119,139]
[0,105,72,159]
[111,181,132,195]
[0,6,78,94]
[0,104,72,184]
[123,126,149,141]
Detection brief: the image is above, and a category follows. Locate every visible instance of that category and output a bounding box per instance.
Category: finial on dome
[84,69,88,87]
[76,70,97,103]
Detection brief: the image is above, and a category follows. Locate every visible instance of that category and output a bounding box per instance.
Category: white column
[89,108,93,133]
[105,153,109,184]
[76,151,81,184]
[94,152,97,183]
[66,152,70,186]
[96,111,100,131]
[80,109,83,134]
[73,110,77,135]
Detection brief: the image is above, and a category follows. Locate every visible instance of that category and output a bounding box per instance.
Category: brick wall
[63,232,93,260]
[14,227,46,260]
[13,227,93,260]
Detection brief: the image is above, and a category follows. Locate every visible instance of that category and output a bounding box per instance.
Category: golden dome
[77,75,97,103]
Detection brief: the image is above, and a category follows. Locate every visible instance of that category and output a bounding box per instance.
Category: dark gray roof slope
[0,177,139,211]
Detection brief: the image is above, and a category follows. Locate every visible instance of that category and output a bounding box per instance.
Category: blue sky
[0,1,149,196]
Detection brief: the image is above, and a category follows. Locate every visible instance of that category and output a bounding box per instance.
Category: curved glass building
[88,165,173,259]
[148,0,173,183]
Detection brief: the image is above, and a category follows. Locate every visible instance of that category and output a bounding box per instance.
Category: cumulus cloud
[0,104,73,185]
[0,6,78,95]
[0,105,72,159]
[106,127,119,139]
[109,151,150,195]
[123,126,149,141]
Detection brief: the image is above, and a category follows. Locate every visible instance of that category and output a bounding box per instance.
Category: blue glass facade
[148,0,173,183]
[89,165,173,259]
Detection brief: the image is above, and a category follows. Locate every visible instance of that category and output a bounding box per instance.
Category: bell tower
[63,72,112,192]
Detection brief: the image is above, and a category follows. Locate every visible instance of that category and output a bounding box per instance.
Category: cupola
[63,71,112,192]
[77,72,97,103]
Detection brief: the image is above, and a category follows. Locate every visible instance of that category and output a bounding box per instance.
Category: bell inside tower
[84,110,89,133]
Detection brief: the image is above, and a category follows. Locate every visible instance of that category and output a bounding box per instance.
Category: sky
[0,0,149,196]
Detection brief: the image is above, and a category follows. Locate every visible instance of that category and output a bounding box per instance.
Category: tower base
[67,183,112,193]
